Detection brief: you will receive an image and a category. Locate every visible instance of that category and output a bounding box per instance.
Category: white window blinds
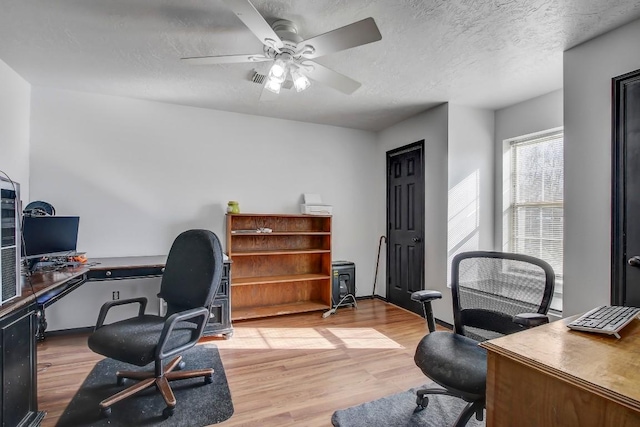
[510,131,564,284]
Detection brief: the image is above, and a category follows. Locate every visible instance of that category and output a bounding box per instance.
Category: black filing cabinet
[204,261,233,338]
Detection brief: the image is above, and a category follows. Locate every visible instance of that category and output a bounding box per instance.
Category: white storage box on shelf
[301,193,333,215]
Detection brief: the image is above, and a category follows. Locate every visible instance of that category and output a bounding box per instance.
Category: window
[509,130,563,311]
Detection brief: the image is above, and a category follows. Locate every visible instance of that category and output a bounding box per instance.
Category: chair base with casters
[98,354,214,419]
[88,301,214,419]
[414,385,485,427]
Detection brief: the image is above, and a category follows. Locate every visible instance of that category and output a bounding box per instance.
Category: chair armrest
[513,312,549,328]
[411,290,443,303]
[156,307,210,360]
[94,297,148,331]
[411,290,443,333]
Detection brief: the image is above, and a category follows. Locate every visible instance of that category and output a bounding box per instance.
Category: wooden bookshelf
[226,213,332,321]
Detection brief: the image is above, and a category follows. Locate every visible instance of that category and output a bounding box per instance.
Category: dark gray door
[386,141,425,315]
[612,69,640,306]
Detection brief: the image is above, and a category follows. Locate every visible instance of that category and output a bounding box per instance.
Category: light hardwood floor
[38,299,436,426]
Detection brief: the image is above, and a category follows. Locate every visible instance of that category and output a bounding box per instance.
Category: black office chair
[88,229,223,419]
[411,251,555,427]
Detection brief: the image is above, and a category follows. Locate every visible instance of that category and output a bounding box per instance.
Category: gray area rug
[56,344,233,427]
[331,384,484,427]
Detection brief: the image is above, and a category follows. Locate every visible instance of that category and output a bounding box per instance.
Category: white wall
[564,18,640,316]
[376,104,451,322]
[448,105,495,275]
[493,89,563,250]
[0,59,31,201]
[375,104,494,324]
[29,87,379,296]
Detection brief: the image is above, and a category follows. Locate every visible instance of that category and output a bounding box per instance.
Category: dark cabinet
[0,305,45,427]
[204,261,233,338]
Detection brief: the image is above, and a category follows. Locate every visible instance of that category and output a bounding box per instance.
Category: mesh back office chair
[411,251,555,427]
[88,229,223,419]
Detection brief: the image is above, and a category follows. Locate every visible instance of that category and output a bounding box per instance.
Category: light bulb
[291,68,311,92]
[264,77,282,94]
[270,59,286,78]
[268,57,289,84]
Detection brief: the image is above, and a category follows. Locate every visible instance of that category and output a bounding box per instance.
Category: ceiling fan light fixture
[269,57,289,80]
[264,77,283,94]
[182,1,382,98]
[291,67,311,92]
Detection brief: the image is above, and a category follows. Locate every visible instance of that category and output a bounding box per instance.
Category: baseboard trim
[360,294,387,301]
[435,319,453,330]
[44,326,93,338]
[368,295,452,331]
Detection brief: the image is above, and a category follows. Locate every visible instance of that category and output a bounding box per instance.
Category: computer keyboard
[567,305,640,339]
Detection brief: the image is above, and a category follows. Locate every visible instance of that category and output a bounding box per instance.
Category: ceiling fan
[181,0,382,99]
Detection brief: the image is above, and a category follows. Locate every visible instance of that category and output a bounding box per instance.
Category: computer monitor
[22,216,80,259]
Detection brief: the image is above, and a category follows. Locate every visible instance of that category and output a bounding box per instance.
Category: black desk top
[88,255,167,270]
[0,256,170,319]
[0,266,89,318]
[1,255,231,318]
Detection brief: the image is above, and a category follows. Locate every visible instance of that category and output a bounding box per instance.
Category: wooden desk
[0,267,88,427]
[481,316,640,426]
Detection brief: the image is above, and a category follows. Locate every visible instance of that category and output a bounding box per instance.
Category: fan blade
[222,0,283,49]
[298,17,381,59]
[302,61,362,95]
[181,54,271,65]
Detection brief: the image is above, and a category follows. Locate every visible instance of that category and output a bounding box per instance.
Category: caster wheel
[162,406,175,419]
[204,374,213,384]
[177,360,186,370]
[415,395,429,410]
[116,377,125,386]
[101,406,112,418]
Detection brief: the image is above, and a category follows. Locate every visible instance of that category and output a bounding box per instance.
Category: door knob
[412,237,422,243]
[628,256,640,267]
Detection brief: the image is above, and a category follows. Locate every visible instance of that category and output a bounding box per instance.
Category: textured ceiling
[1,0,640,131]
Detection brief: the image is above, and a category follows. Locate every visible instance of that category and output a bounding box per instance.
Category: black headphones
[23,201,56,217]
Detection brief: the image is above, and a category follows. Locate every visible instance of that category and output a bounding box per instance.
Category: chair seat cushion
[88,315,198,367]
[414,331,487,399]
